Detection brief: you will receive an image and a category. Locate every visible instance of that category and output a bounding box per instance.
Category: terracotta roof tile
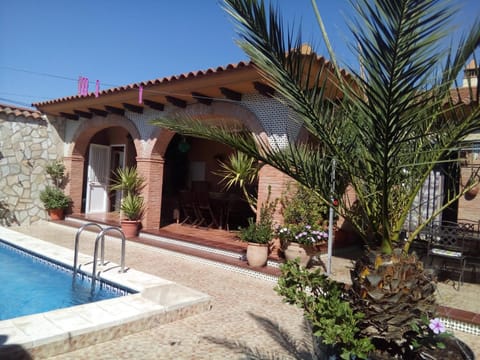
[33,61,254,107]
[0,103,43,120]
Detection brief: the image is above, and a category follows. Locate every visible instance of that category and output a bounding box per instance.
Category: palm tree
[153,0,480,355]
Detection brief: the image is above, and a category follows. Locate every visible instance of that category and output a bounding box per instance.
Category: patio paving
[7,221,480,359]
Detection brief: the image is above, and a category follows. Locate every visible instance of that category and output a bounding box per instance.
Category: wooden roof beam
[220,87,242,101]
[88,108,108,117]
[166,96,187,108]
[143,99,165,111]
[73,110,93,119]
[59,112,79,120]
[105,105,125,116]
[123,103,143,114]
[253,81,275,98]
[191,92,213,106]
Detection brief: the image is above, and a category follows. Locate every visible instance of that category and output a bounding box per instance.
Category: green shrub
[120,193,145,221]
[275,260,374,359]
[39,186,71,210]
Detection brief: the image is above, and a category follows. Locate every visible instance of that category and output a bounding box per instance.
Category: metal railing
[73,222,126,293]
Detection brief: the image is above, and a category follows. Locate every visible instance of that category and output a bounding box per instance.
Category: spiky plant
[152,0,480,356]
[214,151,261,213]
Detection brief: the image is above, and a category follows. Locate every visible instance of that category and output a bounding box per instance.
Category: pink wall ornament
[77,76,89,96]
[138,85,143,104]
[95,80,100,98]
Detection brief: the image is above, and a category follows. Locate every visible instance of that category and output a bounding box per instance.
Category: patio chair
[427,225,467,290]
[178,190,201,226]
[194,191,219,228]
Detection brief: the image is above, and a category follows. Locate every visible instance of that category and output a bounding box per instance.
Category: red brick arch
[146,102,267,158]
[139,102,277,230]
[64,114,142,214]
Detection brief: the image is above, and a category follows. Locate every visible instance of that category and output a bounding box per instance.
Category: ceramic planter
[48,208,65,221]
[246,242,269,267]
[284,242,316,267]
[121,220,141,238]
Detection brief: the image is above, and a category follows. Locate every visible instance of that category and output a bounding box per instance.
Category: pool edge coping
[0,226,212,357]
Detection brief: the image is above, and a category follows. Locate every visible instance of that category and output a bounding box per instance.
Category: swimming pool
[0,225,211,358]
[0,239,131,321]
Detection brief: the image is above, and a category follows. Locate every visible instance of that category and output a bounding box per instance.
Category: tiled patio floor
[4,220,480,359]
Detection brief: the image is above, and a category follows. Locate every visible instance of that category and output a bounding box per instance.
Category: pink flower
[429,318,446,334]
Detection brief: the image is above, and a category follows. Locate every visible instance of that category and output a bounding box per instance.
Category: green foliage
[407,316,451,354]
[110,167,146,221]
[120,193,145,221]
[281,184,328,227]
[39,186,71,210]
[275,260,374,359]
[239,190,277,244]
[110,166,145,196]
[215,151,260,214]
[277,224,327,246]
[40,160,70,211]
[277,184,329,246]
[238,217,273,244]
[45,160,66,188]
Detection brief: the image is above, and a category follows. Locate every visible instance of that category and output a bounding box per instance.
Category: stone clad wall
[0,112,64,225]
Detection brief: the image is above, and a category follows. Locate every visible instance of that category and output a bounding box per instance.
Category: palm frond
[153,0,480,253]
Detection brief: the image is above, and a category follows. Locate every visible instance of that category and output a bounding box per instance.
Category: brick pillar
[257,165,292,225]
[63,155,84,214]
[458,164,480,220]
[136,156,165,230]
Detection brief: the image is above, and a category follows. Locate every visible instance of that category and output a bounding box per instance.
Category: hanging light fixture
[178,136,191,153]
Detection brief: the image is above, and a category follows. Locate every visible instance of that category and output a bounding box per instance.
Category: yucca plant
[214,151,261,213]
[120,192,145,221]
[110,166,145,197]
[152,0,480,356]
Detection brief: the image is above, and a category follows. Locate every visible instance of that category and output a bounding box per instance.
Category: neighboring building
[0,103,64,225]
[405,59,480,230]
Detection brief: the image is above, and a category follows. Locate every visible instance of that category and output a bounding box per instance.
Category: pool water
[0,240,130,321]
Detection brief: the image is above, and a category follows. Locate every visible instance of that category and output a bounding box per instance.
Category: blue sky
[0,0,478,108]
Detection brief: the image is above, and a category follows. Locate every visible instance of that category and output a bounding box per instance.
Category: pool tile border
[0,227,212,357]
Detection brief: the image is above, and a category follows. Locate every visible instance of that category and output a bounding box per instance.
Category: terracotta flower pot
[121,220,140,238]
[246,242,269,267]
[466,185,479,197]
[284,242,316,267]
[48,208,64,221]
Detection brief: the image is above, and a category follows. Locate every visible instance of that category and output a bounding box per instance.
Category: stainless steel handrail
[91,226,126,293]
[73,222,104,280]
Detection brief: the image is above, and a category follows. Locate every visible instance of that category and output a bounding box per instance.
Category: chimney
[463,59,479,87]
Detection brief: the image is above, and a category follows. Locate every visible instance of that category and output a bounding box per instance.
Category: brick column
[63,155,84,214]
[257,165,292,225]
[458,164,480,220]
[136,156,165,230]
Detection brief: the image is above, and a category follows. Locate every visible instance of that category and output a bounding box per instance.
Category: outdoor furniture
[179,190,201,226]
[426,224,468,290]
[195,191,219,228]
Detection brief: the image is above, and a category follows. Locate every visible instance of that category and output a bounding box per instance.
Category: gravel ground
[10,222,480,359]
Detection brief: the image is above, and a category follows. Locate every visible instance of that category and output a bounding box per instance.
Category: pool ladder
[73,222,126,293]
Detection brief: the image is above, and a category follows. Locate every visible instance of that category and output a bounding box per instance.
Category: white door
[110,145,126,212]
[86,144,110,214]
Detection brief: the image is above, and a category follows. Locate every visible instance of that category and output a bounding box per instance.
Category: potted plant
[39,186,71,220]
[110,166,146,237]
[238,197,276,267]
[277,224,328,267]
[119,192,145,237]
[277,185,329,266]
[40,160,71,220]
